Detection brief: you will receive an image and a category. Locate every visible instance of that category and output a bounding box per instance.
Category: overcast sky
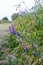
[0,0,35,20]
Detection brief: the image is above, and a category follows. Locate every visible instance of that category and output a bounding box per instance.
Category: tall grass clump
[8,2,43,65]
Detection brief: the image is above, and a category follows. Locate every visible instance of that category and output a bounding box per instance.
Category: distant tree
[2,17,8,21]
[2,17,10,23]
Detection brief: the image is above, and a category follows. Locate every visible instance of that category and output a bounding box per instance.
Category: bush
[8,3,43,65]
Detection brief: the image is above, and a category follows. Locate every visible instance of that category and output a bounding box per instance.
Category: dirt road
[0,23,12,44]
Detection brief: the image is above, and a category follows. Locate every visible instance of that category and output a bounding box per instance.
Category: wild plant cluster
[7,3,43,65]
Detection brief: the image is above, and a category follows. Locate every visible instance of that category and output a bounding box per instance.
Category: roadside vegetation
[0,0,43,65]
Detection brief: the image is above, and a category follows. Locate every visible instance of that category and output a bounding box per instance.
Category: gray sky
[0,0,35,20]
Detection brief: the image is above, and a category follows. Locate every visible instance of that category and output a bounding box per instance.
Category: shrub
[8,3,43,65]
